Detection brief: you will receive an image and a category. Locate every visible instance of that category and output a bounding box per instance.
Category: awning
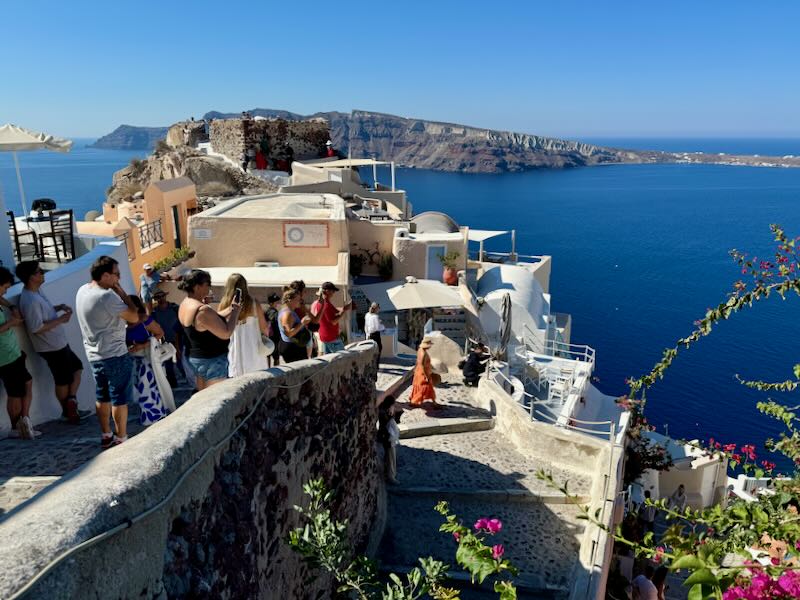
[357,278,463,311]
[305,158,392,168]
[192,265,348,288]
[468,229,509,242]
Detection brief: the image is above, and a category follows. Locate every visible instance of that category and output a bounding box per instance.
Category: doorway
[426,245,446,281]
[171,205,182,248]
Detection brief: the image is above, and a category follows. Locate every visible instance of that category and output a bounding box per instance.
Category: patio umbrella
[0,124,73,216]
[496,292,512,358]
[359,277,463,311]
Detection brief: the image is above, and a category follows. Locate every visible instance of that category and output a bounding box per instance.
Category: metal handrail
[115,232,135,260]
[138,219,163,250]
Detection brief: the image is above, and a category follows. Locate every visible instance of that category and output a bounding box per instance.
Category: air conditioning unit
[254,261,280,268]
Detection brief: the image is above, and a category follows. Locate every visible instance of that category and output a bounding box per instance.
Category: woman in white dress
[218,273,270,377]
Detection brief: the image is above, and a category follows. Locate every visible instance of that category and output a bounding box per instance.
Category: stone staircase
[376,373,594,598]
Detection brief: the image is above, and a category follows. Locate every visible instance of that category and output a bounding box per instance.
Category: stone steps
[377,375,594,598]
[378,495,582,597]
[395,429,592,502]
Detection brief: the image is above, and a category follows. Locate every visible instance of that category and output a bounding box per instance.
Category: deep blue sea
[2,137,800,469]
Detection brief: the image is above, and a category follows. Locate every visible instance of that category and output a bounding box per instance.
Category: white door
[426,245,446,280]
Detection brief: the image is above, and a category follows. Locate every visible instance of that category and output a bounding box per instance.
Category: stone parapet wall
[0,346,382,599]
[210,118,330,166]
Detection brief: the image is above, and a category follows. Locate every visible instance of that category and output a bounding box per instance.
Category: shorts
[39,345,84,386]
[0,353,32,398]
[189,354,229,382]
[319,339,345,355]
[91,353,134,407]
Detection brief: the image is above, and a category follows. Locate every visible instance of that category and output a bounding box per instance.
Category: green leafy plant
[288,479,518,599]
[539,225,800,599]
[153,246,192,272]
[378,253,393,280]
[437,251,461,270]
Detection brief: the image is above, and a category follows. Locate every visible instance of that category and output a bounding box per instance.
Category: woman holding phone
[178,269,241,390]
[219,273,269,377]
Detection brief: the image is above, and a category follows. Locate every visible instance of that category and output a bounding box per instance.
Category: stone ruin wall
[210,118,330,166]
[0,347,383,599]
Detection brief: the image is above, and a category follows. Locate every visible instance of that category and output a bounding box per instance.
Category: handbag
[430,373,442,386]
[292,326,311,347]
[259,334,275,358]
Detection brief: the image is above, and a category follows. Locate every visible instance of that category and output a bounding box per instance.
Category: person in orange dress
[409,338,441,408]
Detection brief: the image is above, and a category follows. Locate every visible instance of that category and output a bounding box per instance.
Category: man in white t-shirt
[16,261,89,424]
[632,565,658,600]
[75,256,139,448]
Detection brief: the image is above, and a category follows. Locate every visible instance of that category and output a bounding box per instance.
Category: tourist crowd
[2,256,356,446]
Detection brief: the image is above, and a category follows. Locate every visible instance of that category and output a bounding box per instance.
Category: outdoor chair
[38,209,75,263]
[7,210,39,262]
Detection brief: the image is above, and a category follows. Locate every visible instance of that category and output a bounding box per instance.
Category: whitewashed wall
[0,240,134,436]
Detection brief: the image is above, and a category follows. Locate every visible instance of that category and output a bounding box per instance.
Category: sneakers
[17,416,34,440]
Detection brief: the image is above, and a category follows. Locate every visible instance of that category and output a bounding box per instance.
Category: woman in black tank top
[177,270,241,390]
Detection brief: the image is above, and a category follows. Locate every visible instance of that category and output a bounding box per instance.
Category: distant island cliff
[91,110,800,172]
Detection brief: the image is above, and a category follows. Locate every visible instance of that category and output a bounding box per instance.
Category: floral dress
[126,318,168,426]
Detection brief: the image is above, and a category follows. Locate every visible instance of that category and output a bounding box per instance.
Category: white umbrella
[0,124,73,216]
[389,278,463,310]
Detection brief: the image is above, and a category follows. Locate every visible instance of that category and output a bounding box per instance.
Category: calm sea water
[2,137,800,468]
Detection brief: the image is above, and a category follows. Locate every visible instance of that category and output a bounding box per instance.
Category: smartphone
[233,288,242,304]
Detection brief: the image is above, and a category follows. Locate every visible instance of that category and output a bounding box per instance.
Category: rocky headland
[93,109,800,174]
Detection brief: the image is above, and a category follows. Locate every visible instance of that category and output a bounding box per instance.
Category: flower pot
[442,267,458,286]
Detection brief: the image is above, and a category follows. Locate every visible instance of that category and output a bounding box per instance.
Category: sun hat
[326,140,332,146]
[420,338,433,348]
[143,263,153,271]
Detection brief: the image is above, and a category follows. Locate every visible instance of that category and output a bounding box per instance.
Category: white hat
[326,140,332,146]
[143,263,153,270]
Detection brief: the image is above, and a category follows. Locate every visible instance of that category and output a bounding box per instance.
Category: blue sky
[3,1,800,138]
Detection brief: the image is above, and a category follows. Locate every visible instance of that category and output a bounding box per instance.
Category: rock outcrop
[107,145,275,203]
[90,125,169,150]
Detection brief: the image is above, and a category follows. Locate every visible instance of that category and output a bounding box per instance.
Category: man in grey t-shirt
[75,256,139,448]
[16,261,88,425]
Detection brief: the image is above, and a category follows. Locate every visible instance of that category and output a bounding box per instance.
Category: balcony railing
[115,232,135,260]
[139,219,163,250]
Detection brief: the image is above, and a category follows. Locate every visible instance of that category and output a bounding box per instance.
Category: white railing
[468,250,545,264]
[489,363,615,442]
[523,325,596,365]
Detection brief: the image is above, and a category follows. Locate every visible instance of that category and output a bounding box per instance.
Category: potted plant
[349,253,364,278]
[377,253,393,280]
[438,250,461,285]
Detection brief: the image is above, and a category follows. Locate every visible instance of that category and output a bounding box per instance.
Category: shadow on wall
[0,346,383,600]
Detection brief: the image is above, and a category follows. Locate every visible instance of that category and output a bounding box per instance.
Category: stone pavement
[0,387,193,517]
[378,375,593,598]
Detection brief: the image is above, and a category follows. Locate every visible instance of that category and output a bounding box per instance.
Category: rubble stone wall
[0,346,382,600]
[210,118,330,166]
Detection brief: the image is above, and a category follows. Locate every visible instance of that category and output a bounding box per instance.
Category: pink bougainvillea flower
[453,532,461,542]
[778,570,800,596]
[795,540,800,551]
[474,518,488,531]
[723,443,737,452]
[486,518,503,534]
[492,544,504,560]
[653,546,665,564]
[722,586,747,600]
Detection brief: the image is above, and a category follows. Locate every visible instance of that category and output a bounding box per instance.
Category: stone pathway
[378,376,593,598]
[0,387,193,517]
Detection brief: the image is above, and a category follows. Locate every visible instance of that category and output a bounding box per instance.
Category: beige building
[77,176,198,277]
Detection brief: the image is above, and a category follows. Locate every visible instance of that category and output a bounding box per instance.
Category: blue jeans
[91,354,134,407]
[319,339,345,355]
[189,355,229,382]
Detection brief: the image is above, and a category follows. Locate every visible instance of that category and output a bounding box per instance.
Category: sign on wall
[283,222,330,248]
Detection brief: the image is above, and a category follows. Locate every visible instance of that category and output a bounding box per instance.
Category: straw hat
[420,338,433,349]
